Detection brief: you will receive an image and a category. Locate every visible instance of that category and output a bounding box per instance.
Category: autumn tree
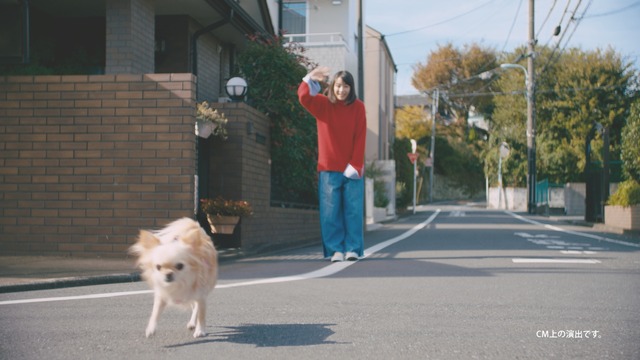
[395,105,430,141]
[401,43,496,201]
[411,43,498,124]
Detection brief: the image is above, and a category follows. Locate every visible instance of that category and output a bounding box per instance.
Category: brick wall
[205,102,321,254]
[0,73,196,257]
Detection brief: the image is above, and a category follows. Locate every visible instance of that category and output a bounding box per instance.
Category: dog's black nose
[165,273,174,282]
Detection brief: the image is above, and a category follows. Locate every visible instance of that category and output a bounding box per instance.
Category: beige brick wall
[0,73,197,257]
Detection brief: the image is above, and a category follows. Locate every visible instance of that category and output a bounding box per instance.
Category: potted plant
[196,101,228,140]
[200,197,253,234]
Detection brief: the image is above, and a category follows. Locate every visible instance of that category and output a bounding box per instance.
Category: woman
[298,66,367,262]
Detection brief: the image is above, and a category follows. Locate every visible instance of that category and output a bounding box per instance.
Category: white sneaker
[331,252,344,262]
[345,252,359,261]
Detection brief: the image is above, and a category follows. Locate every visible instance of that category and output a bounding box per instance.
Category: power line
[385,0,499,37]
[536,0,559,39]
[500,0,525,53]
[579,0,640,18]
[538,0,589,75]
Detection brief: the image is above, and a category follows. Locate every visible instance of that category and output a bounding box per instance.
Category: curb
[0,249,247,294]
[0,273,141,294]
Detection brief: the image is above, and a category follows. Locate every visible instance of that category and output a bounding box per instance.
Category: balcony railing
[283,32,348,47]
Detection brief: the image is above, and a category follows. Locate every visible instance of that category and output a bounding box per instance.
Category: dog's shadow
[167,323,342,348]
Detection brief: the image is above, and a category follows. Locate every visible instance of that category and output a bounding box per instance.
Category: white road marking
[512,258,601,264]
[508,211,640,248]
[560,250,598,255]
[509,212,640,264]
[0,290,152,306]
[0,210,442,306]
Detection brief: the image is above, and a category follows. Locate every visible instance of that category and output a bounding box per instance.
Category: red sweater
[298,81,367,177]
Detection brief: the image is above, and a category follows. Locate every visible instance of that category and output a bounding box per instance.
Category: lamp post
[225,77,248,102]
[500,63,536,214]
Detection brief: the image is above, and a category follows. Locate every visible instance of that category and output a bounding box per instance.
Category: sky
[365,0,640,95]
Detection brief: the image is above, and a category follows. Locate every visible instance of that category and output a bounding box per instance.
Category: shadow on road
[166,323,344,348]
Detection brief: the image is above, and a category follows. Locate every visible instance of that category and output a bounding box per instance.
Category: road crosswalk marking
[514,232,608,253]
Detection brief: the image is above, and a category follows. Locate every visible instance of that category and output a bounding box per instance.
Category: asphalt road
[1,205,639,360]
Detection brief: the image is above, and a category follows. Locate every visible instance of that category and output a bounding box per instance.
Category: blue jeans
[318,171,364,258]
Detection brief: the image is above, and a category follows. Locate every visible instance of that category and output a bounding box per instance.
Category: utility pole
[526,0,537,214]
[357,0,364,100]
[429,88,438,203]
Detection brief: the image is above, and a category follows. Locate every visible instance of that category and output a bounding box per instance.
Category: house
[0,0,323,257]
[280,0,361,86]
[364,26,397,222]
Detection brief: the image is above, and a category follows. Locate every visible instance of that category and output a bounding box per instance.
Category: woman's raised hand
[309,66,330,82]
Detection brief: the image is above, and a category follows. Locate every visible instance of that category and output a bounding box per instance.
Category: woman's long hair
[326,70,357,105]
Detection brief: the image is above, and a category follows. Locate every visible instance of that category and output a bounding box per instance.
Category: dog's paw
[145,325,156,338]
[187,321,196,330]
[192,328,207,338]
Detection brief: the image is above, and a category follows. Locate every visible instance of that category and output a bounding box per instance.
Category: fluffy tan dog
[129,218,218,338]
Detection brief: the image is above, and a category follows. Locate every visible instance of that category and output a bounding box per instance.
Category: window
[282,1,306,42]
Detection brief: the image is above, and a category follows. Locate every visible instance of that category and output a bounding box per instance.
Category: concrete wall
[564,183,586,216]
[487,187,528,211]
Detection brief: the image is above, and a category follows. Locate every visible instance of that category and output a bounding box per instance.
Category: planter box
[196,120,216,138]
[604,205,640,231]
[206,215,240,234]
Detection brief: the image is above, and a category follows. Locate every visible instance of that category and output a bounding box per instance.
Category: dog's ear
[180,228,208,248]
[137,230,161,249]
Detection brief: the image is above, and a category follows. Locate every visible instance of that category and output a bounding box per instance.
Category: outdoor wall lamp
[225,77,248,102]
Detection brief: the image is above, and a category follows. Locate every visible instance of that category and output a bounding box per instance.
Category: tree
[402,43,494,200]
[621,99,640,183]
[412,43,498,124]
[488,46,639,186]
[395,105,430,140]
[236,34,319,205]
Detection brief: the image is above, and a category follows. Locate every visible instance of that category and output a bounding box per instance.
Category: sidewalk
[0,248,244,294]
[1,213,638,294]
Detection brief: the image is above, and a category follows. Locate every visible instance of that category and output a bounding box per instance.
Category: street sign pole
[410,139,417,214]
